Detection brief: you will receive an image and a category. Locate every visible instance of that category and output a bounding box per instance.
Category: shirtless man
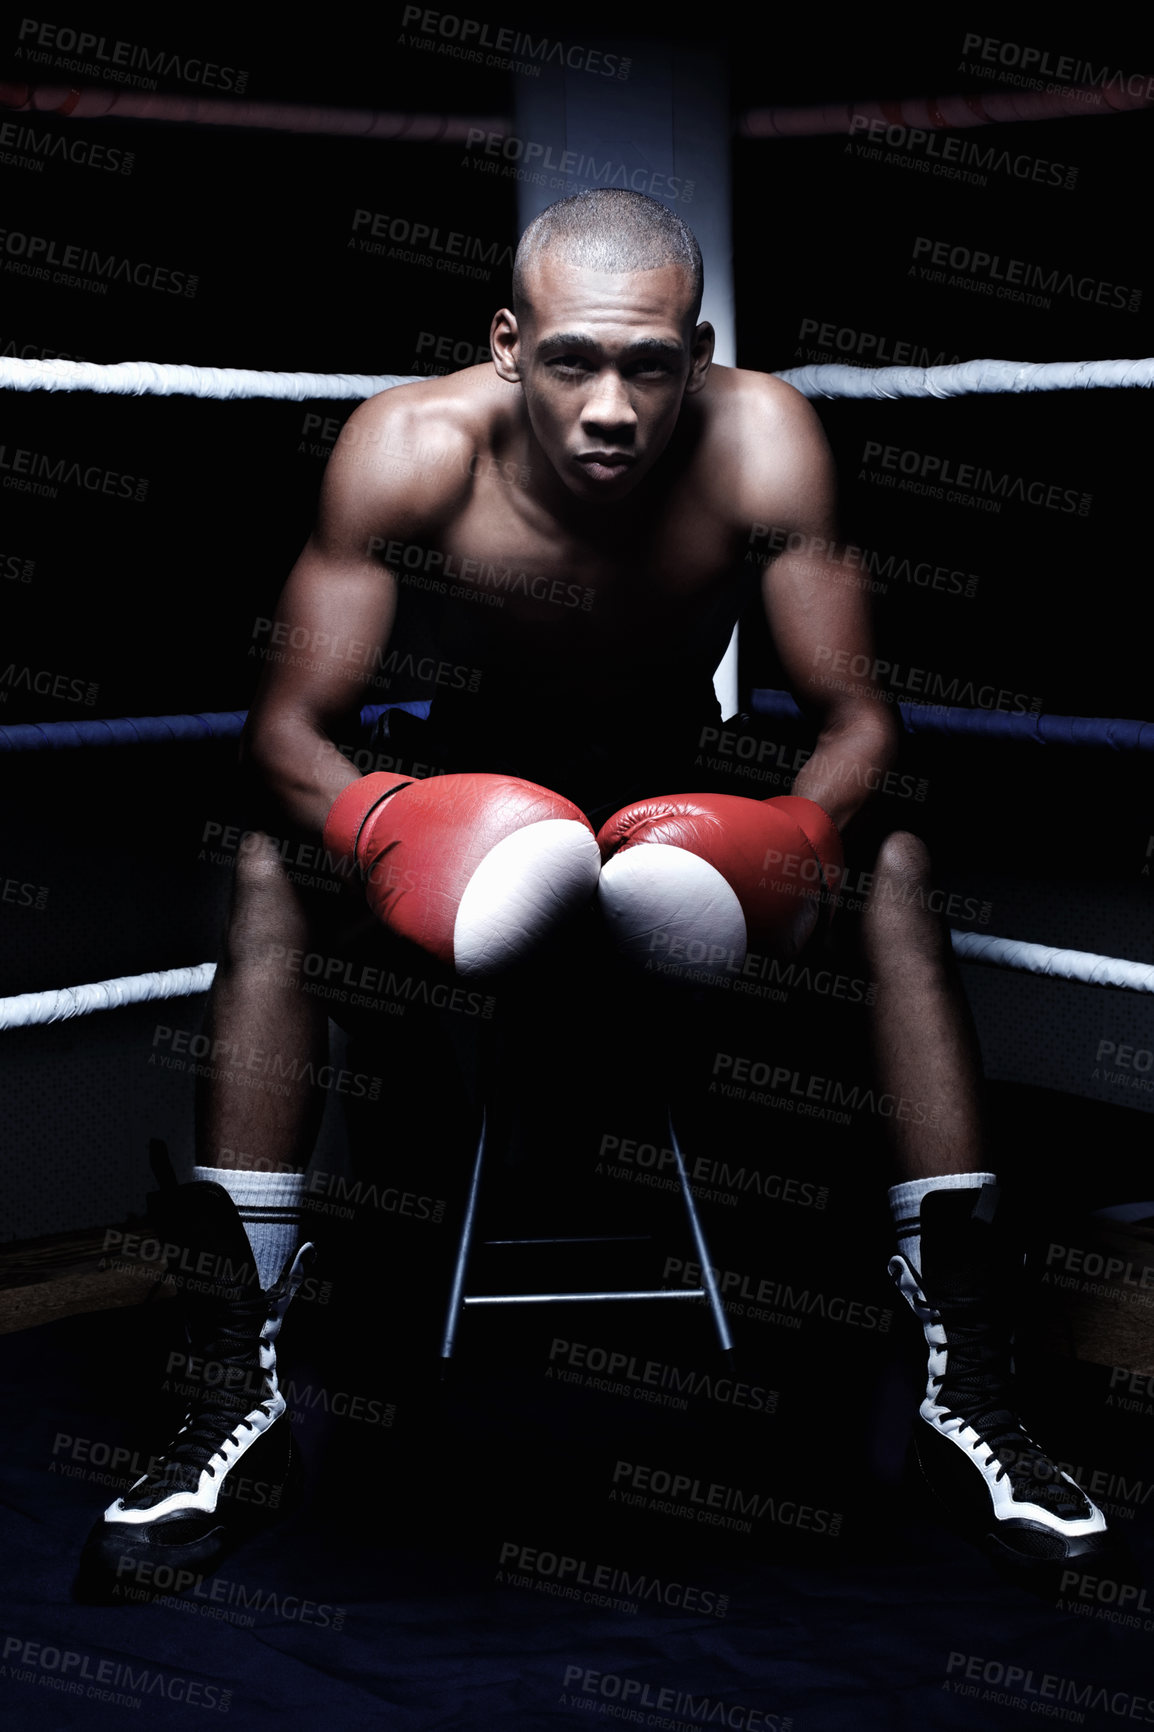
[82,190,1111,1594]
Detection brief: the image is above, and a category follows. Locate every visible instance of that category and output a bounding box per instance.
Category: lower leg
[861,830,987,1180]
[196,834,328,1177]
[193,834,332,1291]
[861,831,1108,1563]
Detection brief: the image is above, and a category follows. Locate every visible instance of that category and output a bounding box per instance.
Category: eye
[549,356,592,375]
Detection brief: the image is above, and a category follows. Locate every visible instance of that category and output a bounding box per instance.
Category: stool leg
[668,1110,734,1360]
[440,1107,488,1369]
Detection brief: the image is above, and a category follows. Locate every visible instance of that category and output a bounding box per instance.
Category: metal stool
[440,1105,733,1366]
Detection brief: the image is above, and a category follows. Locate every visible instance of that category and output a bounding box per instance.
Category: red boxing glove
[324,771,601,977]
[595,791,843,975]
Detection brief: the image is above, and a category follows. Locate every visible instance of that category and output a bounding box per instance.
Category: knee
[872,830,933,900]
[863,830,945,952]
[223,835,313,967]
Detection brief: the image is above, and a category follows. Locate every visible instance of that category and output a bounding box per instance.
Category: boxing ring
[2,35,1151,1262]
[1,351,1151,1040]
[3,45,1154,1732]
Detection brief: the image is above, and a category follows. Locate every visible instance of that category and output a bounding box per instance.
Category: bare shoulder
[319,365,515,537]
[701,364,837,529]
[704,363,827,447]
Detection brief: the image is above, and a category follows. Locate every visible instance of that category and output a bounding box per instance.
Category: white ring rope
[951,932,1154,993]
[0,964,216,1031]
[778,357,1154,400]
[3,935,1152,1030]
[0,358,424,401]
[3,355,1154,402]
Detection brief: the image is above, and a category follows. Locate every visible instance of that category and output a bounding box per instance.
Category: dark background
[2,3,1149,1216]
[1,8,1153,1729]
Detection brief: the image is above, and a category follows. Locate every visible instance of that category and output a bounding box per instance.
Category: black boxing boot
[888,1177,1110,1568]
[77,1175,314,1602]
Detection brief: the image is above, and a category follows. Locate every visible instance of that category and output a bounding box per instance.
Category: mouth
[576,452,635,483]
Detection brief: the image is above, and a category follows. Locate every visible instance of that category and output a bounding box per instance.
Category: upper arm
[245,389,470,751]
[745,381,887,723]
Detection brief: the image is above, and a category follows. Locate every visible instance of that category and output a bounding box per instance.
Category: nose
[580,370,637,443]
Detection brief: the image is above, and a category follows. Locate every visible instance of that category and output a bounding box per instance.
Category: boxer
[80,190,1109,1595]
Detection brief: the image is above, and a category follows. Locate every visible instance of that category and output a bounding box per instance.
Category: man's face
[494,255,712,502]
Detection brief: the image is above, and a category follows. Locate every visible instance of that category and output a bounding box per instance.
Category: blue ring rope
[0,696,1150,752]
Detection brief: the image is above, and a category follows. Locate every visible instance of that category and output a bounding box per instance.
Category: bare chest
[421,483,742,672]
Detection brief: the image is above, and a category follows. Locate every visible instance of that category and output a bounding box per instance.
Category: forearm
[789,701,900,835]
[240,712,361,838]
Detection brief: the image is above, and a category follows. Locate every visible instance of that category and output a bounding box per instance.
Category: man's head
[491,189,714,501]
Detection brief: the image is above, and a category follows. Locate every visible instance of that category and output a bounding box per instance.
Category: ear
[684,321,715,395]
[490,307,522,383]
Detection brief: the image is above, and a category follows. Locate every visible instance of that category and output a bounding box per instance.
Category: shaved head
[513,189,703,328]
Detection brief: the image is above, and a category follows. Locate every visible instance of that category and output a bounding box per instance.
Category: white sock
[193,1166,305,1290]
[888,1171,997,1265]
